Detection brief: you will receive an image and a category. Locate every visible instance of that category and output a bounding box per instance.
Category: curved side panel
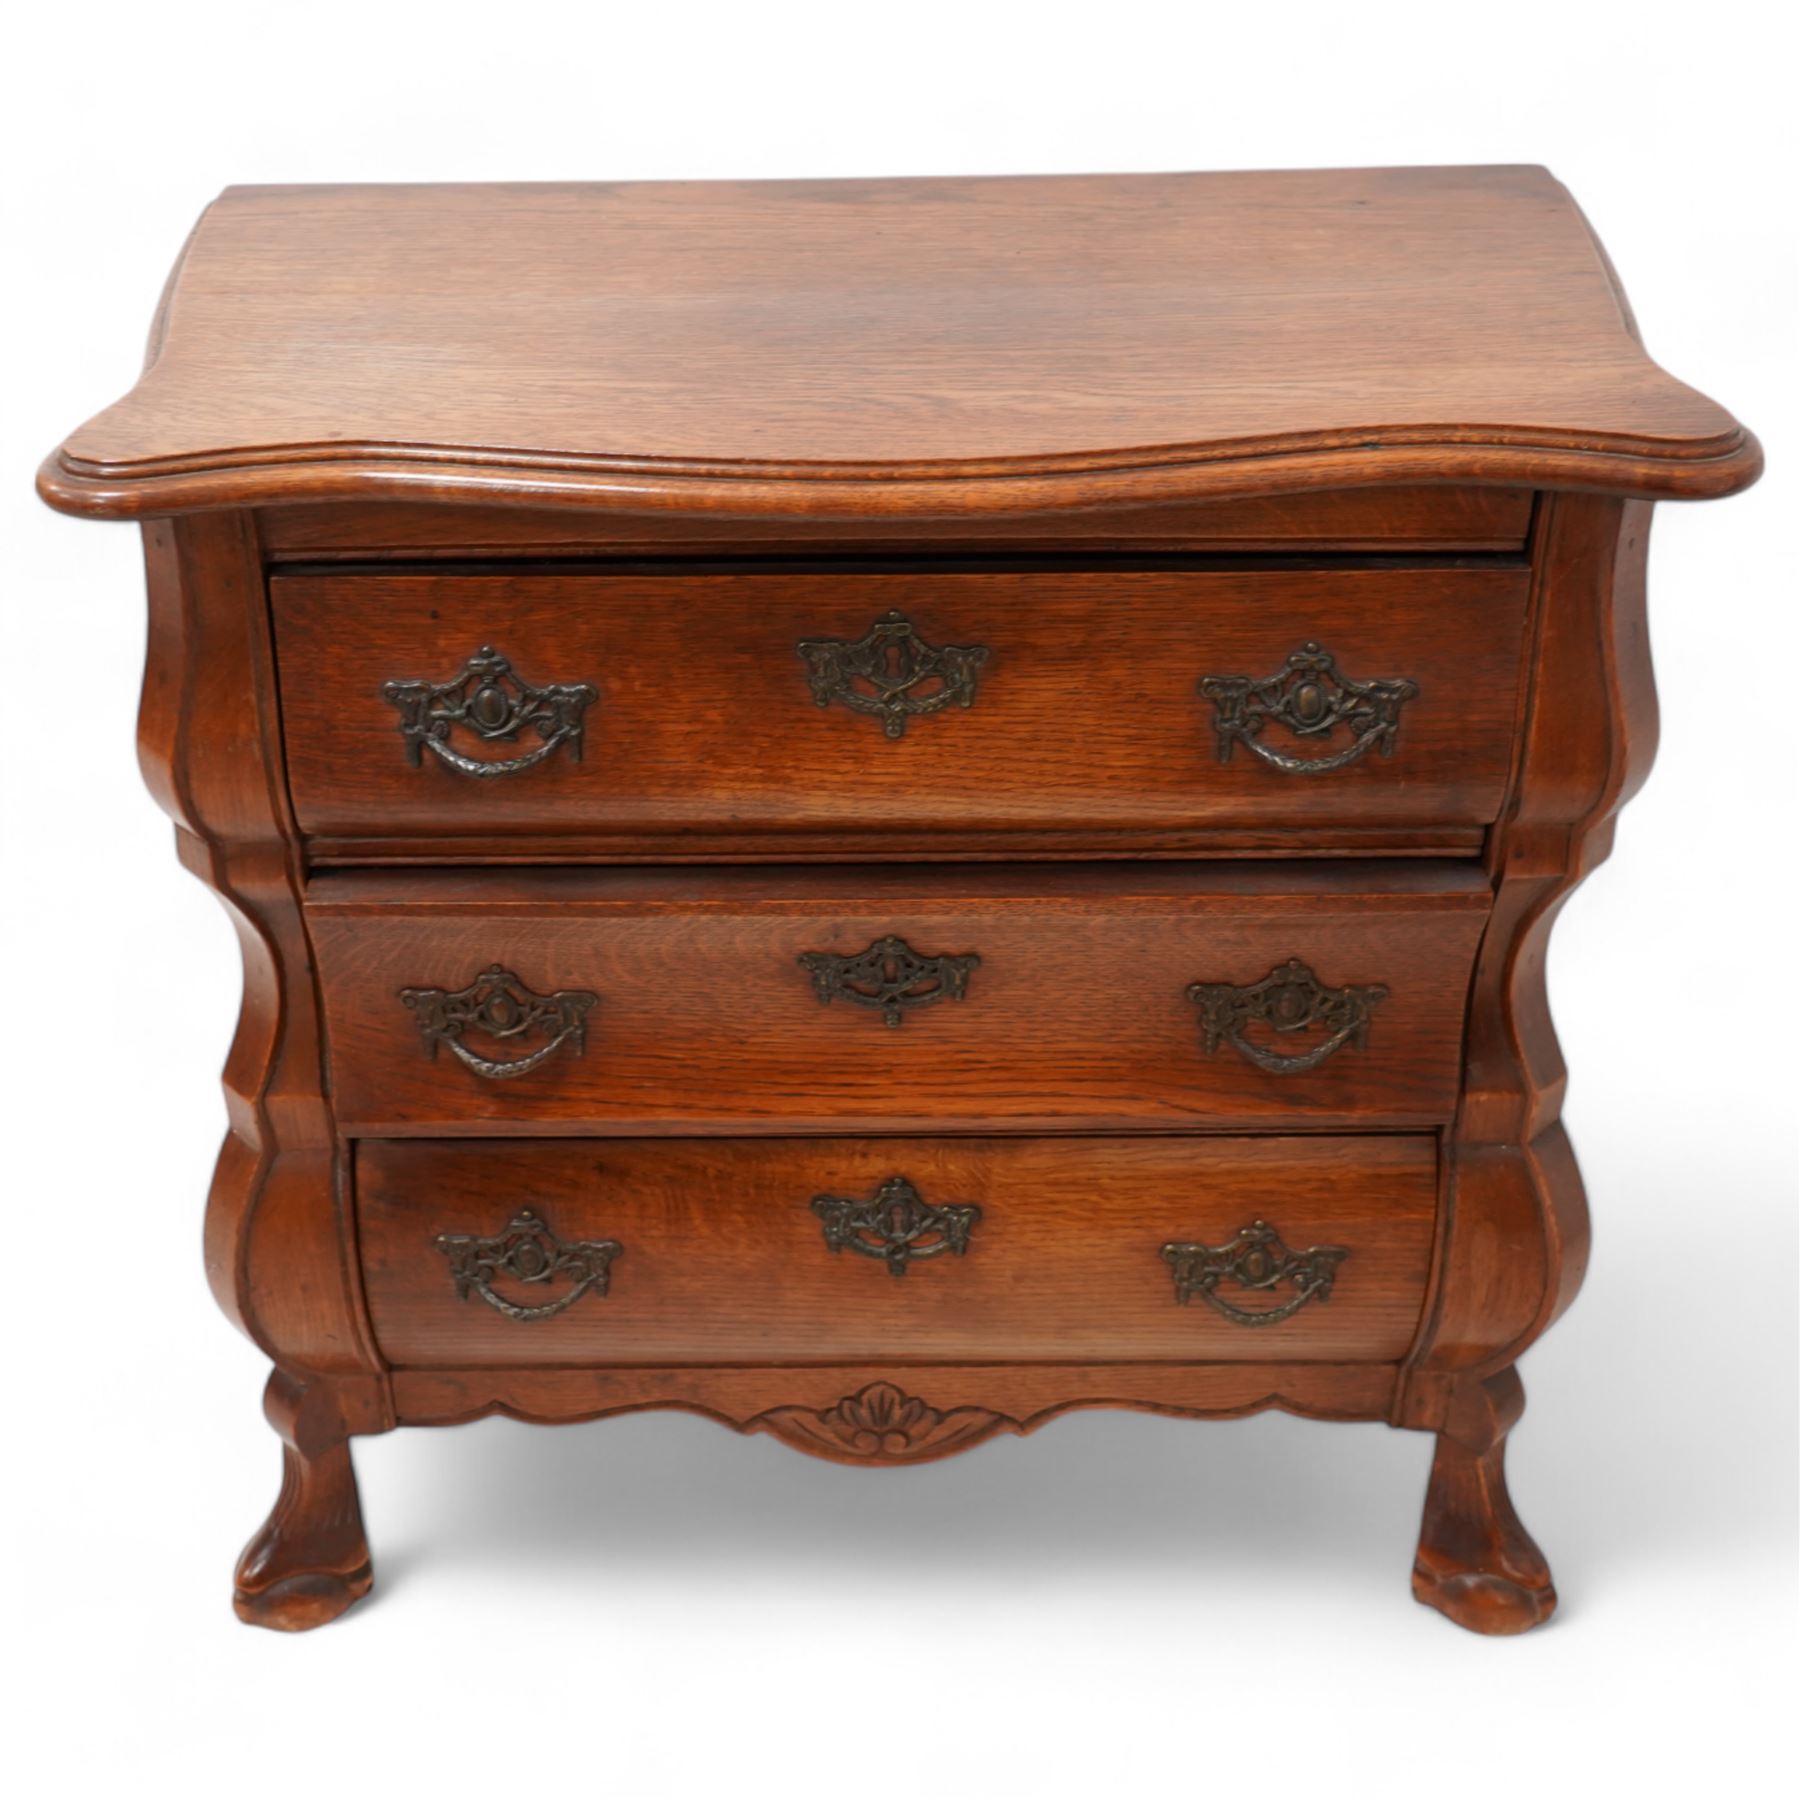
[1402,495,1655,1413]
[1392,494,1656,1633]
[138,516,388,1418]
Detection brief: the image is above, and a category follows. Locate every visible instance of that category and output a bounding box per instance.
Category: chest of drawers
[39,167,1758,1634]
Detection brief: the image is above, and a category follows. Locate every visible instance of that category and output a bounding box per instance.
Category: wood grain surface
[306,861,1491,1133]
[39,170,1758,518]
[357,1135,1437,1364]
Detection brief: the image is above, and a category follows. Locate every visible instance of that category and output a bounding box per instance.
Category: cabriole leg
[1412,1367,1556,1635]
[233,1370,373,1632]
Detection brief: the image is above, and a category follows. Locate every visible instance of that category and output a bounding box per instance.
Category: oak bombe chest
[40,168,1758,1634]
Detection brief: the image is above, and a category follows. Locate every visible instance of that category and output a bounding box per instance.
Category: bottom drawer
[358,1136,1437,1365]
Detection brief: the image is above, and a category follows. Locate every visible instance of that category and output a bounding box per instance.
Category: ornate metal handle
[382,645,597,777]
[436,1208,621,1321]
[1199,641,1417,774]
[399,965,598,1079]
[812,1175,982,1276]
[1188,958,1386,1074]
[1161,1220,1348,1326]
[799,934,980,1027]
[796,610,989,738]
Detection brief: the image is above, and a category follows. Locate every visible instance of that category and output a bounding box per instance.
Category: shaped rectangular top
[41,167,1758,518]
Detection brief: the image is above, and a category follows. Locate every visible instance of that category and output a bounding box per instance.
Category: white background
[3,3,1793,1795]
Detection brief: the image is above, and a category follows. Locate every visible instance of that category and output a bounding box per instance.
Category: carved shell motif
[752,1382,1017,1464]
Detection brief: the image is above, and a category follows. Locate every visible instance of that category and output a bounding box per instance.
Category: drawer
[308,862,1491,1134]
[357,1135,1439,1365]
[272,563,1529,849]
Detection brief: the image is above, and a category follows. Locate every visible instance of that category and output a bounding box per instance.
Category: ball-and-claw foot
[233,1562,373,1632]
[235,1376,375,1631]
[1411,1368,1558,1635]
[1412,1555,1557,1635]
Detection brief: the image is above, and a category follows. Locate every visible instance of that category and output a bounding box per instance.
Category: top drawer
[271,563,1529,851]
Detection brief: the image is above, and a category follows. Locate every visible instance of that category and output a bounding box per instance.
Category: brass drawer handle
[1161,1220,1348,1325]
[1199,641,1417,773]
[436,1208,621,1321]
[812,1175,982,1276]
[399,965,598,1078]
[382,645,597,776]
[799,934,980,1027]
[1188,957,1385,1074]
[797,610,989,738]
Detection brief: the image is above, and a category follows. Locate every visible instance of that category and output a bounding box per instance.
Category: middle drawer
[308,862,1490,1134]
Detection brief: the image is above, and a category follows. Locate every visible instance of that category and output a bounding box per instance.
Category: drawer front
[308,863,1490,1133]
[357,1135,1438,1365]
[272,565,1528,844]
